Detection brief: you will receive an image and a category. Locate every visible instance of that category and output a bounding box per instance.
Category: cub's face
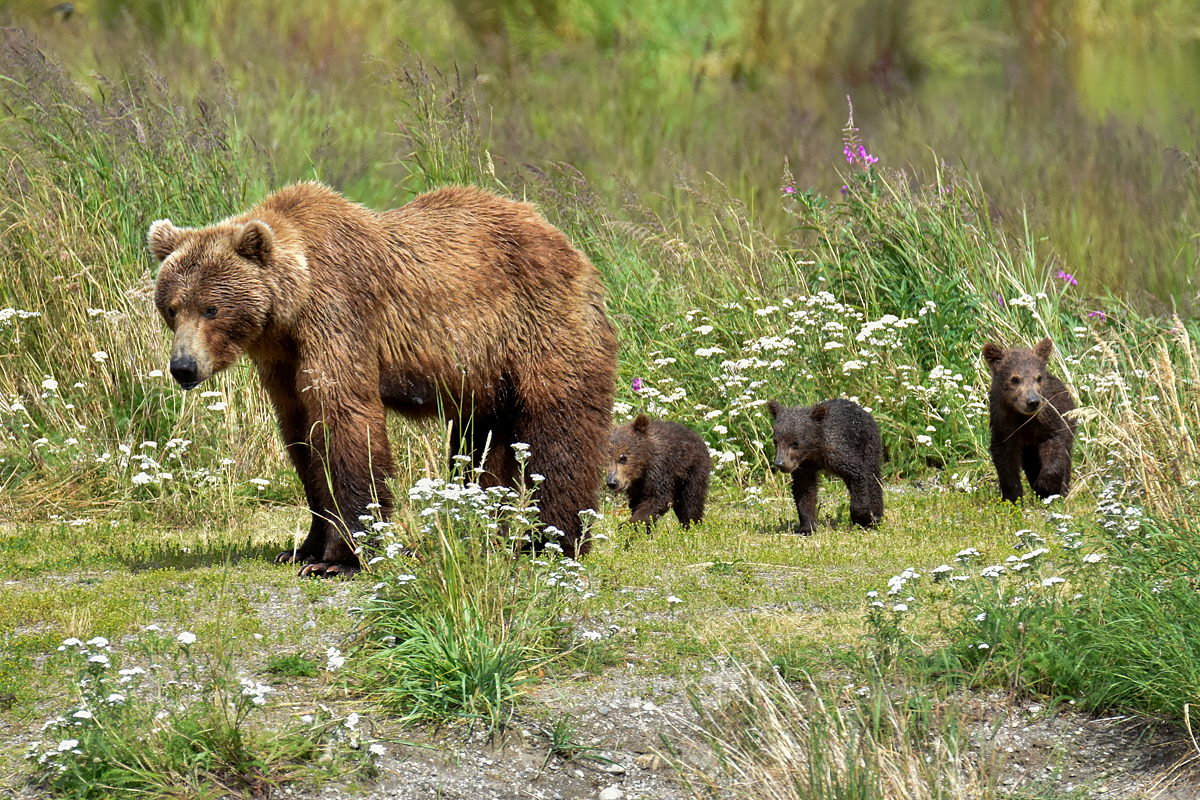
[996,355,1047,416]
[767,400,820,473]
[605,415,651,493]
[771,420,818,473]
[149,219,274,389]
[983,339,1056,418]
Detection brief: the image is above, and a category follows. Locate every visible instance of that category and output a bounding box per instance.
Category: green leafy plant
[27,630,374,798]
[353,453,586,731]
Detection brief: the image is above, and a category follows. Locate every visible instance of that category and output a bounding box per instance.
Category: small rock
[603,762,625,774]
[598,786,623,800]
[635,753,665,771]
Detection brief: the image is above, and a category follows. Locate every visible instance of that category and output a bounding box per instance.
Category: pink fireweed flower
[632,378,644,393]
[1088,310,1107,322]
[841,97,879,171]
[1056,271,1077,286]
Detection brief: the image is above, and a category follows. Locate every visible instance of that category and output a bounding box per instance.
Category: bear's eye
[1035,375,1042,383]
[203,306,218,319]
[1010,376,1021,385]
[167,308,177,319]
[618,455,627,464]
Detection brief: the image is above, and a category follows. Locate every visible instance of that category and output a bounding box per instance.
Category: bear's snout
[1021,393,1042,414]
[772,458,788,473]
[605,472,619,490]
[170,354,201,389]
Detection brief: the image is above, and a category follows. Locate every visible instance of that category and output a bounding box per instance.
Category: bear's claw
[298,562,360,579]
[275,550,308,565]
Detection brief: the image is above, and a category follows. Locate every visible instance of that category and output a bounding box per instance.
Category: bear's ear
[981,342,1005,372]
[632,414,650,433]
[1033,337,1054,361]
[234,220,275,264]
[767,399,782,420]
[148,219,184,262]
[810,403,829,422]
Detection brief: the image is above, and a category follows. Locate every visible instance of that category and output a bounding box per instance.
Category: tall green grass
[8,0,1200,300]
[0,30,291,517]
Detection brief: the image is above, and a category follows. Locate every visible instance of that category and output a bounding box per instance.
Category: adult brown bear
[150,182,617,575]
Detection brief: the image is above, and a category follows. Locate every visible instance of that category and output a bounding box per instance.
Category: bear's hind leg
[1021,445,1042,496]
[673,471,708,528]
[517,400,607,560]
[846,475,883,528]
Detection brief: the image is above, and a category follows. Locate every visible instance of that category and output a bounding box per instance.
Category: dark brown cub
[767,398,884,534]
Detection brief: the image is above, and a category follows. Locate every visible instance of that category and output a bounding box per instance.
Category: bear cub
[606,414,712,533]
[768,398,884,534]
[982,337,1076,503]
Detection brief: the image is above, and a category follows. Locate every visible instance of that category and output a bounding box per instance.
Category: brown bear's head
[149,216,310,389]
[982,338,1054,417]
[605,413,651,493]
[768,399,827,473]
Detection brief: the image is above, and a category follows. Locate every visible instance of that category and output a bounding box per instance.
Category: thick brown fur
[606,414,712,533]
[767,398,884,534]
[150,182,617,575]
[982,337,1076,503]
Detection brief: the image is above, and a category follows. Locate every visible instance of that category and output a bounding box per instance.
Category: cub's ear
[632,414,651,433]
[147,219,184,262]
[981,342,1005,372]
[1033,337,1054,361]
[234,220,275,263]
[767,399,782,420]
[810,403,829,422]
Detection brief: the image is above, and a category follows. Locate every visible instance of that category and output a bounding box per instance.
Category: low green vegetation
[3,2,1200,797]
[353,472,579,730]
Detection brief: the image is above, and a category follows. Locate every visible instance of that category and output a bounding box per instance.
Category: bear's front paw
[298,562,360,579]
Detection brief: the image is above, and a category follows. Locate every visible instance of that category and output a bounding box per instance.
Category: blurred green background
[2,0,1199,307]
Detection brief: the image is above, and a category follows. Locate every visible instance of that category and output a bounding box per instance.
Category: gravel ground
[266,675,1200,800]
[5,578,1200,799]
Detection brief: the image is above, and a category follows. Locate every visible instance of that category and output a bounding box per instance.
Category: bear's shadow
[765,512,862,536]
[119,539,275,573]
